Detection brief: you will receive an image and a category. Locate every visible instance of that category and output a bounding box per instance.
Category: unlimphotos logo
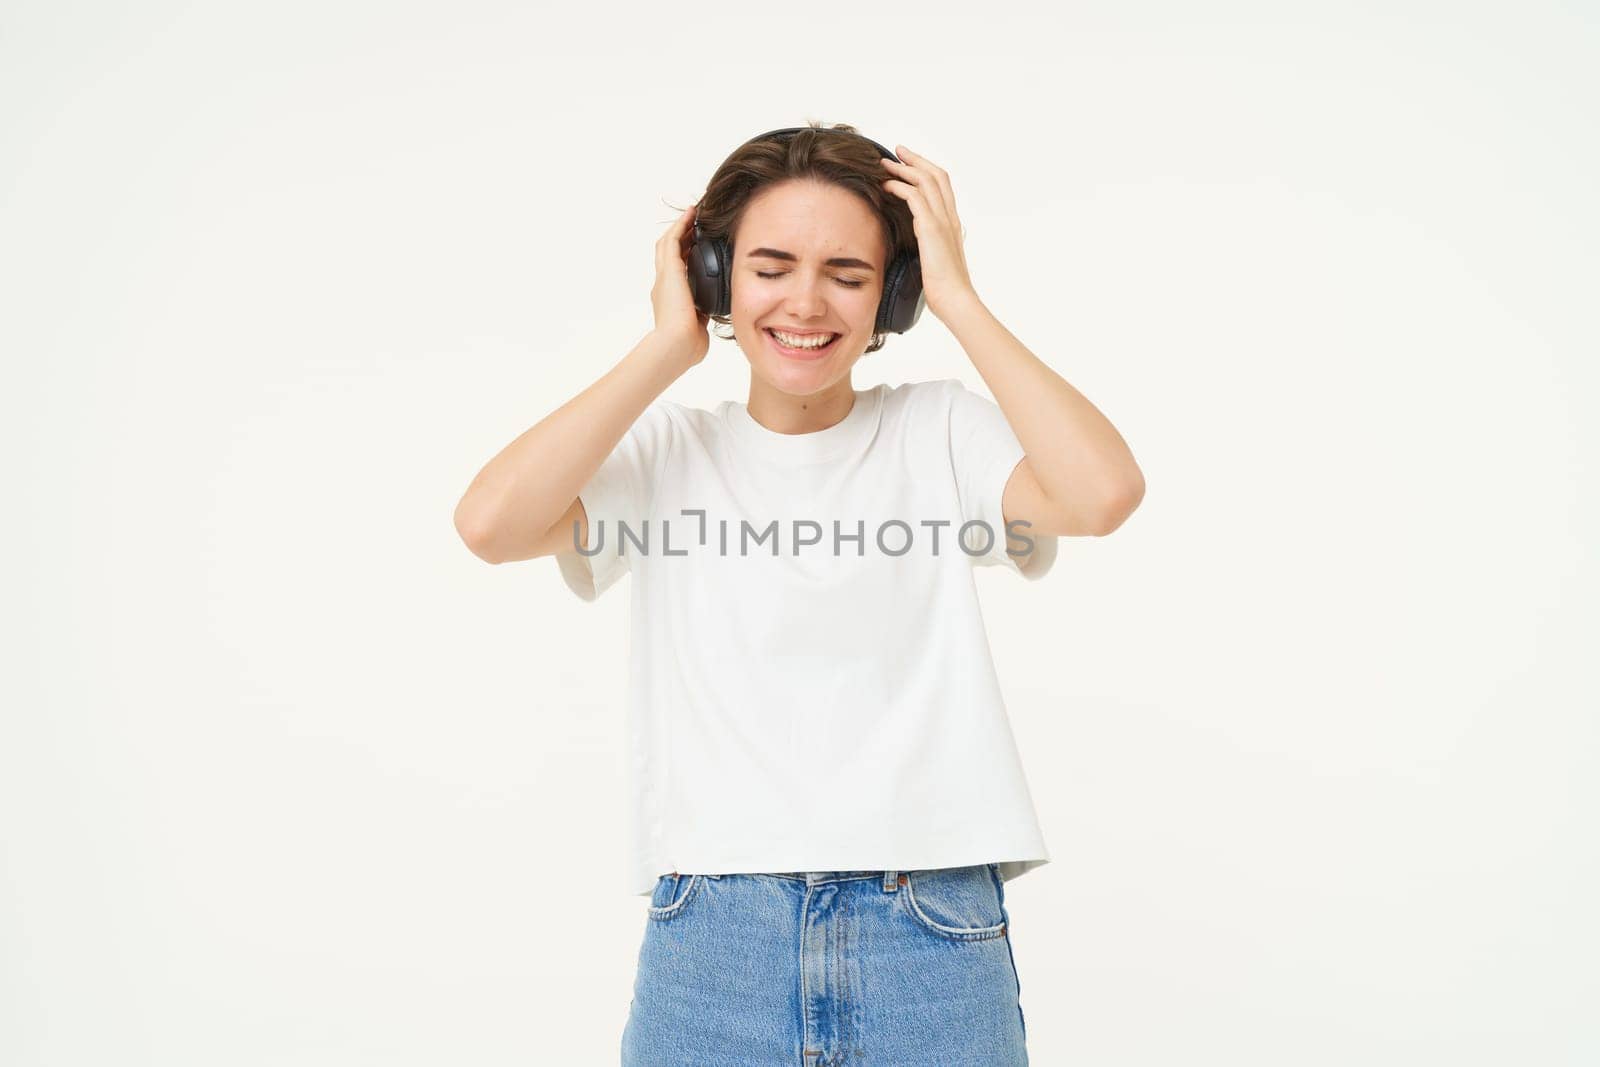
[570,509,1041,561]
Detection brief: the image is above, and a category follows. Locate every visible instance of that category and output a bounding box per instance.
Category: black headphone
[686,127,926,335]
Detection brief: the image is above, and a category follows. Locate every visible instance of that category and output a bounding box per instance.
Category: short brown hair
[681,121,917,355]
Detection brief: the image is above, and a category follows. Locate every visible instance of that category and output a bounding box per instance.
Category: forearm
[453,330,693,563]
[943,291,1145,520]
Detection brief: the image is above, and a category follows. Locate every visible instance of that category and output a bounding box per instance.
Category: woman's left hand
[879,145,980,320]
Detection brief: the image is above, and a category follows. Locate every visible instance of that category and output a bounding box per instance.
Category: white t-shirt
[555,377,1058,896]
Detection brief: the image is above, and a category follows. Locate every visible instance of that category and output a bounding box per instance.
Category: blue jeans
[621,864,1028,1066]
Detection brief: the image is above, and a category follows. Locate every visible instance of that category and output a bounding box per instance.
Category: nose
[783,275,828,320]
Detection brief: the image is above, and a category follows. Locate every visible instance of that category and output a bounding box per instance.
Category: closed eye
[755,270,866,289]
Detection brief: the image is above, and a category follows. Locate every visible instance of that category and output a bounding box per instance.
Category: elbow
[454,497,508,564]
[1089,472,1145,537]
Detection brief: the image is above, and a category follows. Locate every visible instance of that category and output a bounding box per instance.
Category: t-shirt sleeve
[945,379,1058,580]
[555,400,676,602]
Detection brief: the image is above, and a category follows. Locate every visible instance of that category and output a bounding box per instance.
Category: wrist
[936,286,987,323]
[632,331,700,382]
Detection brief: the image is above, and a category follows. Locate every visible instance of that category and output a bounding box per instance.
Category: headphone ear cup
[687,223,732,318]
[876,253,926,334]
[714,237,732,317]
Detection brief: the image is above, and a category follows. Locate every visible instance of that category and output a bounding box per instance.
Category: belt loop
[882,869,899,893]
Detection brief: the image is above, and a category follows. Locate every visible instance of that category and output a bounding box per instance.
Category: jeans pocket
[897,864,1009,942]
[646,873,704,921]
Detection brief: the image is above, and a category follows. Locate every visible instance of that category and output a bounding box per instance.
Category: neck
[745,375,857,435]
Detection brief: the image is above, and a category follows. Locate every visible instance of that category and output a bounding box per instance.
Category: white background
[3,1,1595,1063]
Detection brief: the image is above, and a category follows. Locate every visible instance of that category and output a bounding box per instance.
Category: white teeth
[770,329,837,349]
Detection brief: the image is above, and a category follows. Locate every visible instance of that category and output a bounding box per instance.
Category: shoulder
[644,396,723,441]
[883,377,963,399]
[628,395,717,435]
[878,377,966,423]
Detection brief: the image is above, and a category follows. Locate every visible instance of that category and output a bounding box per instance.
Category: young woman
[454,123,1144,1065]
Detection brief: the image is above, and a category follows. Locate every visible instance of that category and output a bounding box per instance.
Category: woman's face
[729,178,887,398]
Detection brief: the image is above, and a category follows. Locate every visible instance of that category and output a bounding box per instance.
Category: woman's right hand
[650,203,712,367]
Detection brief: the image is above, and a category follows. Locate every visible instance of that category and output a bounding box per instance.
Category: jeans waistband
[675,869,902,886]
[668,863,992,889]
[687,870,886,884]
[774,870,891,886]
[677,868,995,891]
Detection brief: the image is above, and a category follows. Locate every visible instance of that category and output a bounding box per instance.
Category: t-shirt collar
[721,384,884,467]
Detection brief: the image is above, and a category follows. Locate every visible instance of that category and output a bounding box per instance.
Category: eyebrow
[744,247,877,272]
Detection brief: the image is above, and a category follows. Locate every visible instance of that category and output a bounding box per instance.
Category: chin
[762,352,860,397]
[743,329,862,390]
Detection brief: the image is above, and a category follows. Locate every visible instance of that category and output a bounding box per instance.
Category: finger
[894,144,946,180]
[678,216,700,263]
[660,203,695,240]
[656,219,674,267]
[897,148,958,226]
[675,204,700,249]
[880,176,946,236]
[879,163,950,229]
[658,205,696,271]
[657,217,677,271]
[880,177,941,232]
[879,156,952,227]
[893,146,958,226]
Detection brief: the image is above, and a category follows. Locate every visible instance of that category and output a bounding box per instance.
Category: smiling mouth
[765,328,841,356]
